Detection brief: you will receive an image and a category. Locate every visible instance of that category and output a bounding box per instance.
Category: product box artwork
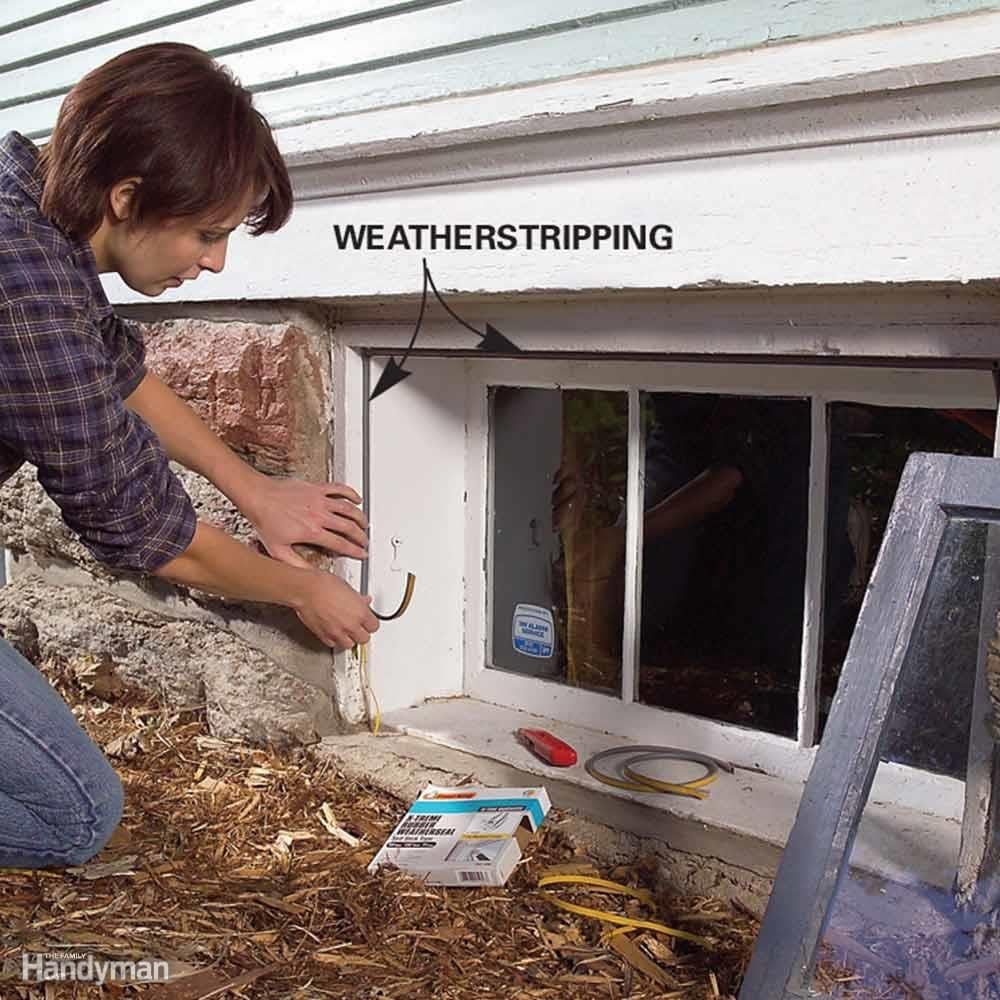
[369,785,552,886]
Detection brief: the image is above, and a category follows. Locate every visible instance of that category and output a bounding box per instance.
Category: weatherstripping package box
[368,784,551,887]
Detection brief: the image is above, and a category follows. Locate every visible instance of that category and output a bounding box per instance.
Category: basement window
[477,362,995,789]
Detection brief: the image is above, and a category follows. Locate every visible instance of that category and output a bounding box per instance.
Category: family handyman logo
[21,950,169,984]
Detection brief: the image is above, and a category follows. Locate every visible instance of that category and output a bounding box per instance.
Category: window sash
[468,359,995,795]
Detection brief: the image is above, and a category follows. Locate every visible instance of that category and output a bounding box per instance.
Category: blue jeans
[0,637,123,868]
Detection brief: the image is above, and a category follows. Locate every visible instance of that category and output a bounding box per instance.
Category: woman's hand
[153,521,378,650]
[244,476,369,568]
[295,571,380,649]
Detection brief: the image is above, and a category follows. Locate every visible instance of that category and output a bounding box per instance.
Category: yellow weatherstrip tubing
[584,745,733,799]
[357,642,381,736]
[354,572,416,734]
[373,572,416,621]
[537,873,711,946]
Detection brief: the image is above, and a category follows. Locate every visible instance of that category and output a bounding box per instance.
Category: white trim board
[324,288,1000,362]
[105,125,1000,302]
[289,76,1000,201]
[278,7,1000,163]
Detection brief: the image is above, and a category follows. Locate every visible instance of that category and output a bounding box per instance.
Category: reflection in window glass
[821,404,994,766]
[808,519,987,999]
[637,393,810,737]
[490,387,628,693]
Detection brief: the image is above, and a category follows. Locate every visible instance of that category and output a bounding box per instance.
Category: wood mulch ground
[0,654,760,999]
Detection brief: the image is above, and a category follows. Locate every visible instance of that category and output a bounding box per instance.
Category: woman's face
[93,184,258,296]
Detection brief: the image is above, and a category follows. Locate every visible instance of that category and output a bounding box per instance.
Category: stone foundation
[0,317,345,745]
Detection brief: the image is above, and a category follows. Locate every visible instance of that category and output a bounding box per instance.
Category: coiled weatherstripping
[584,745,732,800]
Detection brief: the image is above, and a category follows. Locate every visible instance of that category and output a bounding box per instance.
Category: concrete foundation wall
[0,316,345,746]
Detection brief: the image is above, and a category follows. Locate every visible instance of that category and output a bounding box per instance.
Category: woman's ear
[107,177,141,224]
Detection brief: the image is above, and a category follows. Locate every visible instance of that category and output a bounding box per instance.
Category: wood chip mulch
[0,654,762,999]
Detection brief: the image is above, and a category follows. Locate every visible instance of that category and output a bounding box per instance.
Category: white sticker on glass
[512,604,554,658]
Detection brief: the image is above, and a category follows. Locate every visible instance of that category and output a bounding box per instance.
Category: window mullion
[621,388,645,705]
[798,394,829,747]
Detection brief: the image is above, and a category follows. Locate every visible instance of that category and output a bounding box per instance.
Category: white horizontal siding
[0,1,109,31]
[0,1,246,66]
[2,0,999,152]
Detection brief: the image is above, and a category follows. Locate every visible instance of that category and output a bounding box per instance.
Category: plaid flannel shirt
[0,131,196,572]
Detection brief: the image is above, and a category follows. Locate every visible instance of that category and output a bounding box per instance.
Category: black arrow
[479,322,522,354]
[370,260,521,401]
[369,357,412,401]
[424,263,522,355]
[370,260,431,401]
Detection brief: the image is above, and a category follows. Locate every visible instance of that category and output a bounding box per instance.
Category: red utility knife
[516,728,578,767]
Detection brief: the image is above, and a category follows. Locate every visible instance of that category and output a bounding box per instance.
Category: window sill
[383,697,960,892]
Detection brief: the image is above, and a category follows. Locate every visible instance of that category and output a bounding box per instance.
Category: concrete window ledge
[317,697,960,913]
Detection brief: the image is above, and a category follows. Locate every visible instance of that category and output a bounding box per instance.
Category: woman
[0,43,378,868]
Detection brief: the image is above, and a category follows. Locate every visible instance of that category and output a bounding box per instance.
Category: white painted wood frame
[352,346,995,822]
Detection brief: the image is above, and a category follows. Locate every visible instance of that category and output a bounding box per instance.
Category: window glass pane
[637,392,810,737]
[822,404,994,767]
[490,387,628,694]
[806,518,987,999]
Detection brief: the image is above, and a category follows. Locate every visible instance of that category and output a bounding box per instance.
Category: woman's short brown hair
[37,43,292,240]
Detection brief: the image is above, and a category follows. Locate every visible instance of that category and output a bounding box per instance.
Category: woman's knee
[2,764,125,869]
[2,774,123,869]
[90,765,125,851]
[59,759,125,867]
[0,639,126,867]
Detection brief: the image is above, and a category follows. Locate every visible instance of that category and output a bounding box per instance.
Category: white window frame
[461,359,996,816]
